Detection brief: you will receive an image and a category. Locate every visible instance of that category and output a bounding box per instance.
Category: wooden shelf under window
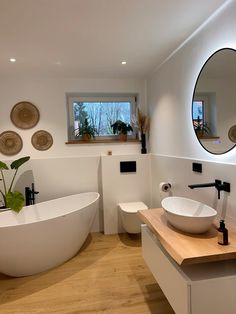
[198,136,220,140]
[65,139,140,144]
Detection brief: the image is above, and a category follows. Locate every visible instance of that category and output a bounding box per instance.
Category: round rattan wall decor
[11,101,40,129]
[228,125,236,143]
[0,131,23,156]
[31,130,53,151]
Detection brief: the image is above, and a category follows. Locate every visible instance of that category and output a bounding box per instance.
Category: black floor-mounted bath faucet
[188,179,230,199]
[25,183,39,206]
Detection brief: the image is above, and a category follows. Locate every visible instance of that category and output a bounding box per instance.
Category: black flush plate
[120,161,136,173]
[192,162,202,173]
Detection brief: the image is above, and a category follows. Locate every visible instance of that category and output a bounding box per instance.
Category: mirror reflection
[192,48,236,154]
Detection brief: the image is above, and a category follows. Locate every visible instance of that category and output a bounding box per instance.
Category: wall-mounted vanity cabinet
[142,225,236,314]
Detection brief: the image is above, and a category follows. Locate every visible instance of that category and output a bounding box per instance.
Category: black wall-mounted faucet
[25,183,39,206]
[188,179,230,199]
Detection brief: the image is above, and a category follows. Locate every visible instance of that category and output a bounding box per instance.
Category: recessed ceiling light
[121,61,127,65]
[10,58,16,63]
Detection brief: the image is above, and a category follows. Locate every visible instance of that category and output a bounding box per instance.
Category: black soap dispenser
[218,220,228,245]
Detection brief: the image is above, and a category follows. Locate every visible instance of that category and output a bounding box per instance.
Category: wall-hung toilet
[119,202,148,234]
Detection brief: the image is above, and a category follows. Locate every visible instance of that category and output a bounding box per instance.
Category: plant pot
[195,130,204,138]
[119,133,127,141]
[82,134,92,141]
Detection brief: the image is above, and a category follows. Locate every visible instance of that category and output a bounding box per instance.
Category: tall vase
[141,133,147,154]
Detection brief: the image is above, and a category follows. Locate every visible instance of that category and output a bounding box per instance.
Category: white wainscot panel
[102,154,151,234]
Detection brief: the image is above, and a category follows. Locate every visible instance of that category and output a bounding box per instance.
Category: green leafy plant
[194,116,210,136]
[0,156,30,212]
[111,120,133,135]
[74,118,97,140]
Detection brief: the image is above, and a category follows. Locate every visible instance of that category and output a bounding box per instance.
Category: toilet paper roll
[159,182,171,192]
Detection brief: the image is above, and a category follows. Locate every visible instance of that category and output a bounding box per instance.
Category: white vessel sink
[161,196,217,234]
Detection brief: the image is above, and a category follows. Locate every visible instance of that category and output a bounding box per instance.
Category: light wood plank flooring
[0,233,174,314]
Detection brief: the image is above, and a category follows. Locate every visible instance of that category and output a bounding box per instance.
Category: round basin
[161,196,217,234]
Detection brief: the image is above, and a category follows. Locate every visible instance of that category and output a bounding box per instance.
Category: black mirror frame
[192,47,236,155]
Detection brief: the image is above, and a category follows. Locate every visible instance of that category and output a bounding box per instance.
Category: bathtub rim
[0,191,100,229]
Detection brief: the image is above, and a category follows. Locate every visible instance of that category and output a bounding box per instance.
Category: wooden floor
[0,233,174,314]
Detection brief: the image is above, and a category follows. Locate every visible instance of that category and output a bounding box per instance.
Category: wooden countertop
[138,208,236,265]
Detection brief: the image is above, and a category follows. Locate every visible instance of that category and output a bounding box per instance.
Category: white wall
[0,77,147,232]
[148,0,236,226]
[2,1,236,233]
[2,152,152,233]
[101,154,151,234]
[151,155,236,226]
[148,0,236,163]
[0,77,146,158]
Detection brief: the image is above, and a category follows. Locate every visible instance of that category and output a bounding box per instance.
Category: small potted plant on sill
[0,156,30,212]
[111,120,133,141]
[74,118,97,142]
[194,116,210,138]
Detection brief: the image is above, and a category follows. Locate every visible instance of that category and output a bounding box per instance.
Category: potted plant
[194,116,210,137]
[0,156,30,212]
[111,120,133,141]
[74,118,97,141]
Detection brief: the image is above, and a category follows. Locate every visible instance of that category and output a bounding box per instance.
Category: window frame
[66,93,138,141]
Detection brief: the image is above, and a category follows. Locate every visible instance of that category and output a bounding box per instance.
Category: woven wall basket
[228,125,236,143]
[31,130,53,151]
[11,101,40,129]
[0,131,23,155]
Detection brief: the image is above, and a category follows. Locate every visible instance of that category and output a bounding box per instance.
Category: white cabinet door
[191,277,236,314]
[142,225,191,314]
[142,224,236,314]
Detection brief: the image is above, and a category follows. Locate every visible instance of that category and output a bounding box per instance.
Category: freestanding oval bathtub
[0,192,99,277]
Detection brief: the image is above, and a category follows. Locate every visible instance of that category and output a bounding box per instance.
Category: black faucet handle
[222,182,231,193]
[31,183,39,194]
[215,179,222,186]
[215,180,230,199]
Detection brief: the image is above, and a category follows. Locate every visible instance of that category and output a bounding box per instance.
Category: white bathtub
[0,192,99,277]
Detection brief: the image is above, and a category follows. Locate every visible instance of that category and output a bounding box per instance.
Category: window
[67,94,137,141]
[192,100,204,127]
[193,100,204,121]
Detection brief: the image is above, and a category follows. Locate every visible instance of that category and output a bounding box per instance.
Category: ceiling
[0,0,227,79]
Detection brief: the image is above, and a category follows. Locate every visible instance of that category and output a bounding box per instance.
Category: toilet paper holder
[160,182,171,192]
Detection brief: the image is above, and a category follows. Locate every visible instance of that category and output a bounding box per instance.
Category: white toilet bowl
[119,202,148,234]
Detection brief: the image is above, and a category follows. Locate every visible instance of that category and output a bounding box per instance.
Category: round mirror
[192,48,236,154]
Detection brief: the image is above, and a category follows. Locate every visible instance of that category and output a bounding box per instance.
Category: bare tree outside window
[67,94,136,140]
[73,101,131,136]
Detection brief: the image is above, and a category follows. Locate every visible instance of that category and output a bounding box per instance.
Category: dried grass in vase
[132,108,150,134]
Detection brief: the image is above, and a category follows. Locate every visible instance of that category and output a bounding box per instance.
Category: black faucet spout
[188,180,220,189]
[188,179,230,200]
